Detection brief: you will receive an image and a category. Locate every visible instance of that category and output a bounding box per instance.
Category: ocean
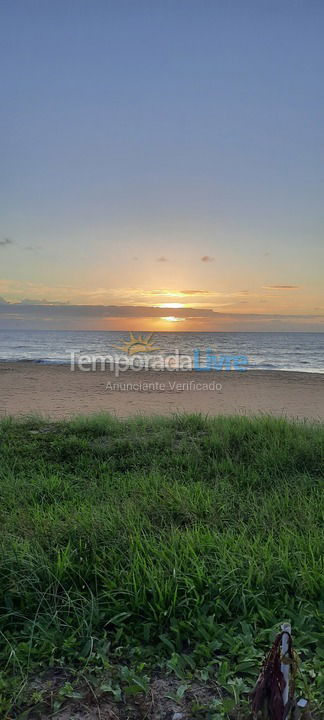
[0,330,323,373]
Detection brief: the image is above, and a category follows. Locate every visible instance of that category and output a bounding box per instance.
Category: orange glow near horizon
[1,281,322,332]
[99,317,204,332]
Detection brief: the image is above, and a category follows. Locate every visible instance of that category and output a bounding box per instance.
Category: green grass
[0,413,323,717]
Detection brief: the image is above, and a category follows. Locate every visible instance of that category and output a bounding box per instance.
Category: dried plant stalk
[251,631,294,720]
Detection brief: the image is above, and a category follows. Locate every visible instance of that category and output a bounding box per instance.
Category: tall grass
[0,414,323,712]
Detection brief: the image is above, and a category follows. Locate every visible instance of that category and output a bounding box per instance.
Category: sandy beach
[0,362,323,421]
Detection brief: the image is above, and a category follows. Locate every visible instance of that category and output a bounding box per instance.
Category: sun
[162,316,185,322]
[157,303,185,309]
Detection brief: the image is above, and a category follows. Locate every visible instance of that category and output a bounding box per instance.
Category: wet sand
[0,362,323,421]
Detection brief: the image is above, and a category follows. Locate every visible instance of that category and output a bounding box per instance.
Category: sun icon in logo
[113,331,160,355]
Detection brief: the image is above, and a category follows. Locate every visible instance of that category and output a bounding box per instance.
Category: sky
[0,0,323,331]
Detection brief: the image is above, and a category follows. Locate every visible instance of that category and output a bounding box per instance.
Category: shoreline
[0,361,323,420]
[0,357,324,375]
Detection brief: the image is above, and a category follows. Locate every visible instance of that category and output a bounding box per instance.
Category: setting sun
[157,303,185,309]
[161,316,186,322]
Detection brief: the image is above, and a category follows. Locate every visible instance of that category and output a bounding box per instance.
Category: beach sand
[0,362,323,420]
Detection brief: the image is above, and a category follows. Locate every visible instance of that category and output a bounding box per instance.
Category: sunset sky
[0,1,323,331]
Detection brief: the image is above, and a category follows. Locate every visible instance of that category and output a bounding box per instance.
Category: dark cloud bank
[0,303,323,331]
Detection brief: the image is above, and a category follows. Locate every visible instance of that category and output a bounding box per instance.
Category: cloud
[201,255,214,262]
[0,238,13,247]
[262,284,300,290]
[157,256,168,262]
[0,304,322,322]
[0,303,215,318]
[0,239,41,252]
[19,298,70,305]
[0,303,323,331]
[180,289,214,295]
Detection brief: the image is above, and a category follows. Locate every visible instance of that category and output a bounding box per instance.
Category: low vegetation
[0,414,323,718]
